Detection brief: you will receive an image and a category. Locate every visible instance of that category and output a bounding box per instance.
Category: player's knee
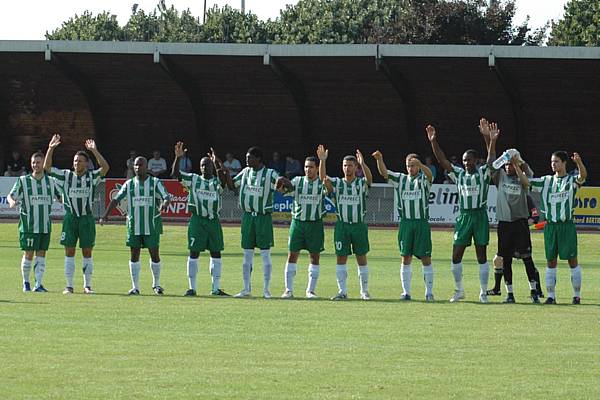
[209,251,221,258]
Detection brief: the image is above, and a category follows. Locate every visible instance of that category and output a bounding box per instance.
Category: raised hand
[356,149,365,165]
[489,122,500,141]
[48,134,61,149]
[84,139,97,151]
[316,145,328,161]
[572,152,582,164]
[425,125,437,142]
[372,150,383,160]
[275,176,285,190]
[479,118,490,138]
[174,142,185,158]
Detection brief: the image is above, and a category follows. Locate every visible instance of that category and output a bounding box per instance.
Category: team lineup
[6,118,588,304]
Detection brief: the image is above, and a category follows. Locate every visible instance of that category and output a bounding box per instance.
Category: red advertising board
[105,178,191,219]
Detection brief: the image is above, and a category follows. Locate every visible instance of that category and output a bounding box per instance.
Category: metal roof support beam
[46,52,107,152]
[157,54,209,145]
[376,57,417,151]
[265,52,314,156]
[490,57,524,149]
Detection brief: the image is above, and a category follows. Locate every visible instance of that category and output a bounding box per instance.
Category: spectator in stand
[177,149,193,174]
[126,150,137,178]
[4,150,27,177]
[268,151,285,175]
[148,150,168,179]
[223,152,242,177]
[425,156,437,183]
[285,153,302,178]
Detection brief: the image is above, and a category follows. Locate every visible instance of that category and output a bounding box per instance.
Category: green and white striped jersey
[328,177,368,223]
[9,173,59,234]
[529,174,581,223]
[388,170,431,220]
[50,167,104,217]
[114,176,170,235]
[448,164,492,211]
[233,167,279,214]
[288,176,326,221]
[180,172,222,219]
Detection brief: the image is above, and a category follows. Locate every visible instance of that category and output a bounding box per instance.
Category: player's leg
[185,250,200,297]
[79,215,96,293]
[414,220,434,301]
[473,209,490,303]
[560,221,581,304]
[501,256,516,303]
[352,222,370,300]
[490,222,507,296]
[32,235,50,292]
[398,221,413,300]
[147,245,163,295]
[283,219,303,298]
[208,218,227,296]
[450,212,471,302]
[60,214,77,294]
[235,212,256,297]
[332,221,351,300]
[127,233,142,295]
[255,214,274,299]
[306,252,321,298]
[304,220,324,298]
[543,222,559,304]
[19,232,35,292]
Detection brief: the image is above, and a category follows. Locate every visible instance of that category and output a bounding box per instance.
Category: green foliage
[46,10,123,41]
[549,0,600,46]
[46,0,545,45]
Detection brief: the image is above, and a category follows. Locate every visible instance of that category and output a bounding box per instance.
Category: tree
[124,1,202,42]
[199,5,271,43]
[46,11,123,41]
[548,0,600,46]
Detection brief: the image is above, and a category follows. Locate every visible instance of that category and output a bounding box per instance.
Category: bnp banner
[104,178,190,218]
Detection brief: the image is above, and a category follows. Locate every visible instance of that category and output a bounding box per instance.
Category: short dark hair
[343,155,358,164]
[247,146,264,162]
[552,151,568,163]
[405,153,421,162]
[75,151,89,161]
[464,149,478,159]
[305,156,318,164]
[31,152,45,159]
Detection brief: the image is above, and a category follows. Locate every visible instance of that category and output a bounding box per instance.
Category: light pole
[241,0,245,14]
[203,0,207,23]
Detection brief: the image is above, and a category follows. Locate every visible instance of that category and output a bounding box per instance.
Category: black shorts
[497,219,532,259]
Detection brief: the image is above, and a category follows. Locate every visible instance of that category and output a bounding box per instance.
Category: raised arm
[85,139,110,176]
[479,118,491,150]
[171,142,185,180]
[426,125,452,172]
[371,150,388,181]
[356,149,372,186]
[209,147,235,190]
[511,156,529,189]
[572,152,588,184]
[487,122,500,167]
[415,158,433,183]
[316,145,332,193]
[43,134,61,172]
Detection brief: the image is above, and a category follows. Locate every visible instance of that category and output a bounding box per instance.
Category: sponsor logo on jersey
[338,194,360,205]
[401,190,422,201]
[30,195,52,206]
[549,191,569,203]
[69,188,91,198]
[244,185,263,195]
[132,196,154,207]
[298,194,320,204]
[501,183,521,196]
[196,189,218,201]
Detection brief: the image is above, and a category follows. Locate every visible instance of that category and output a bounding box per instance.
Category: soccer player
[276,156,326,299]
[427,122,497,303]
[171,142,232,297]
[43,134,109,294]
[527,151,587,304]
[100,157,171,295]
[372,150,435,301]
[317,145,373,300]
[232,147,280,298]
[8,151,60,292]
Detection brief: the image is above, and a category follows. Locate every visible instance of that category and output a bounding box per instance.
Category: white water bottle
[492,149,518,169]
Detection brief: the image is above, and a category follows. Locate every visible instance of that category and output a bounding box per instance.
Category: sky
[0,0,568,40]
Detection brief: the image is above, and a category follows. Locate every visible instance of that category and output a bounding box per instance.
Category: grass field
[1,222,599,399]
